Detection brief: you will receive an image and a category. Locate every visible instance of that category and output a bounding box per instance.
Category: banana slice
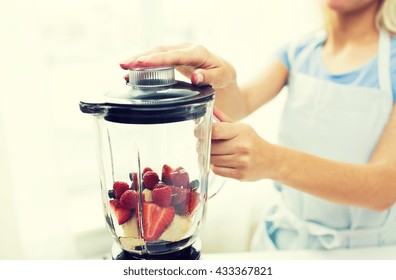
[160,214,191,242]
[121,213,139,237]
[142,189,153,202]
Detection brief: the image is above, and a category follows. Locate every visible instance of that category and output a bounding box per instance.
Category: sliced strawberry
[191,191,201,211]
[113,181,130,199]
[143,171,159,190]
[161,164,174,185]
[143,202,175,242]
[187,191,201,214]
[119,190,139,210]
[174,190,201,216]
[152,185,172,207]
[170,167,190,187]
[143,167,153,175]
[109,199,132,225]
[171,186,189,205]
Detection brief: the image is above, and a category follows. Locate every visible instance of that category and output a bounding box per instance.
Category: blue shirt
[277,34,396,101]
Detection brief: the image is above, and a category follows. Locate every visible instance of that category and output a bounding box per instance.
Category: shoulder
[276,30,325,70]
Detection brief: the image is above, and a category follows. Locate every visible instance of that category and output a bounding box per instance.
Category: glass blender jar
[80,67,219,260]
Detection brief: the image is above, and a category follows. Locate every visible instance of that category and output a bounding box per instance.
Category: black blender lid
[80,67,214,124]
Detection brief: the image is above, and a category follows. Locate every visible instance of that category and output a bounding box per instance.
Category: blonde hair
[376,0,396,33]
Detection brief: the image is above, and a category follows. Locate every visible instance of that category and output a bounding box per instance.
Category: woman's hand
[119,43,289,120]
[210,108,276,181]
[119,42,237,90]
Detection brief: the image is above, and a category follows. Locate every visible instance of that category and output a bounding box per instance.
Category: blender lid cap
[127,67,177,88]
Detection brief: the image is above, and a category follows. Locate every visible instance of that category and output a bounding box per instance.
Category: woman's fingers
[210,139,234,155]
[120,44,237,91]
[191,68,229,88]
[211,122,240,140]
[175,65,195,77]
[119,43,192,69]
[139,48,208,68]
[120,44,211,69]
[119,51,156,69]
[210,154,240,167]
[213,107,233,122]
[210,165,240,179]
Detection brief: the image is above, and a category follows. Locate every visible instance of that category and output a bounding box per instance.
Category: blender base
[111,240,201,260]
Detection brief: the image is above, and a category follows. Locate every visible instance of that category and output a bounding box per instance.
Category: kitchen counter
[203,246,396,260]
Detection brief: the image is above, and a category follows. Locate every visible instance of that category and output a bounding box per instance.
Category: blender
[80,67,221,260]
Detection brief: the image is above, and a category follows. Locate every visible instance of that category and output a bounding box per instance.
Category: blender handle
[207,107,228,199]
[207,171,227,199]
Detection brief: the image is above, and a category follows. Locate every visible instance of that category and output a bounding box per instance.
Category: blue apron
[251,29,395,250]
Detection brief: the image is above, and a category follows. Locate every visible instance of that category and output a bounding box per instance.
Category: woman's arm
[244,61,289,112]
[211,104,396,211]
[120,43,289,120]
[215,59,288,120]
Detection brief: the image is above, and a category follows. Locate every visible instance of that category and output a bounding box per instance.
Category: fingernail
[193,72,204,84]
[196,72,204,83]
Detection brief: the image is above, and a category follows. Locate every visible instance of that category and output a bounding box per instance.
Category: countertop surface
[203,246,396,260]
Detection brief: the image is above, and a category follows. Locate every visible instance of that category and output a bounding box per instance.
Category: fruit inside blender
[107,164,201,251]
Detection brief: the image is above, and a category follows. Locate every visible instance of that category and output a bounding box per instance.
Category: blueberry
[189,179,199,190]
[108,189,115,199]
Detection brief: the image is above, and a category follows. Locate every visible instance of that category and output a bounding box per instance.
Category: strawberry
[161,164,174,185]
[143,202,175,242]
[174,191,201,216]
[152,185,172,207]
[109,199,132,225]
[143,167,153,175]
[170,167,190,187]
[153,183,167,190]
[143,171,159,190]
[109,198,121,209]
[119,190,139,210]
[113,181,130,199]
[171,186,189,205]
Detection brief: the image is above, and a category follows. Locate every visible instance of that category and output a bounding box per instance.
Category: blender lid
[80,67,214,124]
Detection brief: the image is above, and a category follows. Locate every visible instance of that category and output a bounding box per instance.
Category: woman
[120,0,396,250]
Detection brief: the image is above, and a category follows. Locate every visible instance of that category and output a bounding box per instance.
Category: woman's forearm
[270,144,396,211]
